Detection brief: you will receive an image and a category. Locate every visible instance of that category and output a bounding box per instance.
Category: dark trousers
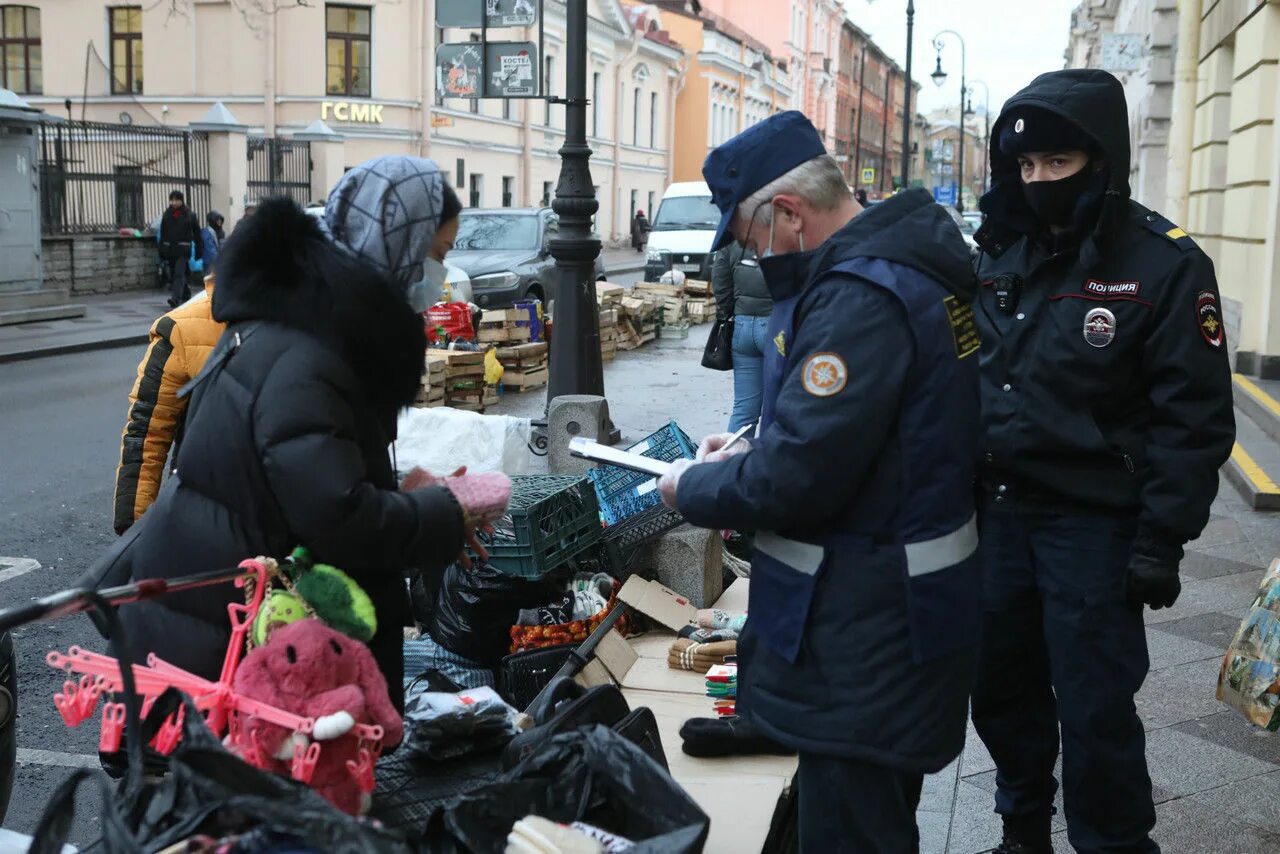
[797,753,923,853]
[163,243,192,305]
[971,502,1157,853]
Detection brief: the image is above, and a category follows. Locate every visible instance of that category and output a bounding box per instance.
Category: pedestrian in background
[200,210,225,272]
[112,273,223,535]
[660,111,981,851]
[158,190,203,308]
[970,69,1234,853]
[631,208,649,251]
[710,242,772,432]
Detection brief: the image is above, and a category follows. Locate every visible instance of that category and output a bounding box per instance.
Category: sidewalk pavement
[0,248,646,364]
[492,333,1280,853]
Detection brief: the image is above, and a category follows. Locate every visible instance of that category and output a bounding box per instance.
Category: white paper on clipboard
[568,437,673,478]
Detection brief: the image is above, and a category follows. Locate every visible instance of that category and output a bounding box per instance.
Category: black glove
[1125,532,1184,610]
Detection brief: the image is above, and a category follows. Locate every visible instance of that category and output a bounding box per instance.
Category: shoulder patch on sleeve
[801,352,848,397]
[943,295,981,358]
[1196,290,1225,348]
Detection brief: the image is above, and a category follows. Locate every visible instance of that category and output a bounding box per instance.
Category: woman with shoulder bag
[710,242,772,431]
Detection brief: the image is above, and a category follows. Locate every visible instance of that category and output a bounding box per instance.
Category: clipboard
[568,437,673,478]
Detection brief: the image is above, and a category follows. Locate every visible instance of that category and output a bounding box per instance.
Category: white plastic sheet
[395,407,533,476]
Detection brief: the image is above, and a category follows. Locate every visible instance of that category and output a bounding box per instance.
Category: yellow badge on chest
[774,331,787,357]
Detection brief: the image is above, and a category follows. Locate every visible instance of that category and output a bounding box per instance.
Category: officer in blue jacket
[658,111,983,851]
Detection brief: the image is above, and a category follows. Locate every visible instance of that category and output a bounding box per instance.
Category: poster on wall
[436,44,483,98]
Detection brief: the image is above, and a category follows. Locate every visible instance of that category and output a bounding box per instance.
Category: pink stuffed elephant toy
[231,619,403,815]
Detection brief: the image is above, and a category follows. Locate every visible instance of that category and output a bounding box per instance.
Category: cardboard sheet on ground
[396,407,533,476]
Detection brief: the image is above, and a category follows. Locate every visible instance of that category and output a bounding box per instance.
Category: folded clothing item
[404,685,518,761]
[679,716,796,758]
[666,638,737,672]
[696,608,746,633]
[505,815,634,854]
[677,625,740,643]
[517,586,608,627]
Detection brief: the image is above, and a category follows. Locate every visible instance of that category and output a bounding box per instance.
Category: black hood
[212,198,426,415]
[977,69,1130,261]
[812,188,977,300]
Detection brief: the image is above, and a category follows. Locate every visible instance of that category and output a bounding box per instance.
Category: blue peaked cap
[702,110,828,252]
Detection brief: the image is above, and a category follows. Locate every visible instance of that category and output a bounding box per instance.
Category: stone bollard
[546,394,613,475]
[653,524,723,608]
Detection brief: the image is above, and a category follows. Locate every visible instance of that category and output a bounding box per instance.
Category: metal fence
[246,137,312,206]
[37,120,211,235]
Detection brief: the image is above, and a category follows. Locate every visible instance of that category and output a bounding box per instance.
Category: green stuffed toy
[251,589,309,647]
[285,547,378,643]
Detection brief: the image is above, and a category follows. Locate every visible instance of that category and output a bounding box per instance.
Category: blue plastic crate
[587,421,696,526]
[477,475,602,578]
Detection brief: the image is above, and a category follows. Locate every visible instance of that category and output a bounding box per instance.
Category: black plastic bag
[32,690,412,854]
[424,725,708,854]
[427,562,562,666]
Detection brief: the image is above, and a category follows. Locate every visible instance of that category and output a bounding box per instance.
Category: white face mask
[408,258,448,313]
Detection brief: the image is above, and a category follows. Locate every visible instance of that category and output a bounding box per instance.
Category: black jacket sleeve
[253,361,466,572]
[676,279,912,531]
[711,246,736,320]
[1137,250,1235,547]
[190,212,204,259]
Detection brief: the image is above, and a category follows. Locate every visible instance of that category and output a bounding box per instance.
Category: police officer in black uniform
[970,69,1235,853]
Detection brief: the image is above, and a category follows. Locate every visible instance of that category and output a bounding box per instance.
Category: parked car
[447,207,607,312]
[644,182,720,282]
[303,205,473,303]
[942,205,979,252]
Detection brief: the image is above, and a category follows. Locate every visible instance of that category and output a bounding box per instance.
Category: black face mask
[1022,166,1096,228]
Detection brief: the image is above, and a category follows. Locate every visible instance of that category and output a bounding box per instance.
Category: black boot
[991,812,1053,854]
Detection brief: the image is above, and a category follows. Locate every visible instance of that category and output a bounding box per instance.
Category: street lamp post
[546,0,618,442]
[931,29,966,212]
[901,1,914,187]
[968,79,991,194]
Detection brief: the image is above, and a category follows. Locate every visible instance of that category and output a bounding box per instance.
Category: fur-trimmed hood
[212,198,425,416]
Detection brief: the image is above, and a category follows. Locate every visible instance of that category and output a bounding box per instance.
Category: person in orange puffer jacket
[113,275,224,534]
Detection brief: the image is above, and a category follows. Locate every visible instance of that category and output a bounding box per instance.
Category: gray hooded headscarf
[321,155,446,291]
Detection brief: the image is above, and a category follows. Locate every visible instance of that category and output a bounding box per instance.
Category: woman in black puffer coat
[97,159,474,712]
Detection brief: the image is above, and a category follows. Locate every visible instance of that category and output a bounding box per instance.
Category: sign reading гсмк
[321,101,386,123]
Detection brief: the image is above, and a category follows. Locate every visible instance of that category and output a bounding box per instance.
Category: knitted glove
[441,471,512,527]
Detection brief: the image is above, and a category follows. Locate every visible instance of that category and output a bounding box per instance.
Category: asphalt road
[1,344,146,844]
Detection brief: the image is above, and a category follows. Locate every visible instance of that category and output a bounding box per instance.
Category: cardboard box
[618,576,699,633]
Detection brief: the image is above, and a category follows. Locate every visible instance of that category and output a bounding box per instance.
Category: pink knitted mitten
[443,472,512,526]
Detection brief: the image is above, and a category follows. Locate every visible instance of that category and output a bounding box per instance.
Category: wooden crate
[596,282,626,306]
[683,278,712,296]
[478,323,532,344]
[504,366,549,389]
[496,341,549,363]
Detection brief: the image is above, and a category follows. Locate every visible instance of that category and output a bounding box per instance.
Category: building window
[503,97,513,120]
[502,176,514,207]
[542,180,553,206]
[630,189,637,222]
[326,4,371,98]
[647,191,655,219]
[632,87,640,146]
[591,72,601,138]
[109,6,142,95]
[456,158,465,188]
[1,6,40,94]
[469,173,483,208]
[649,91,657,148]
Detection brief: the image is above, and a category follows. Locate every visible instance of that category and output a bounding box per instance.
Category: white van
[643,181,721,282]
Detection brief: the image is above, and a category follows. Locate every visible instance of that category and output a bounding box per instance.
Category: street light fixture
[932,30,967,211]
[930,55,946,88]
